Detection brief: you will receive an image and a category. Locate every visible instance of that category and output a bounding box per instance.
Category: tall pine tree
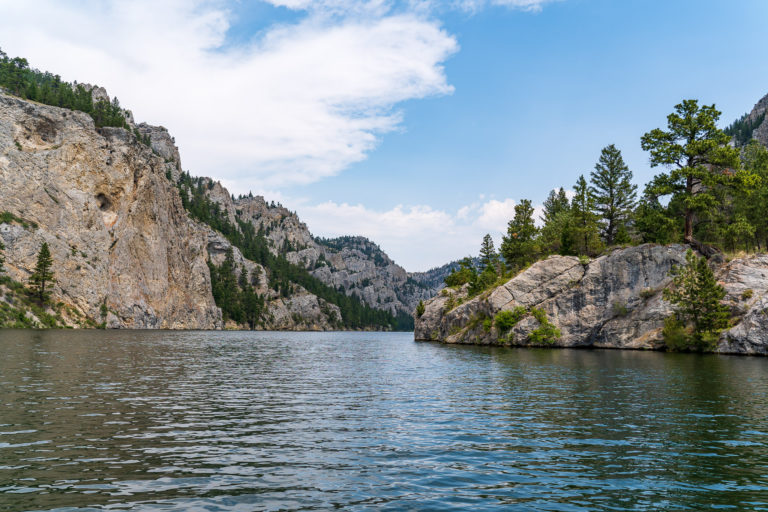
[589,145,637,244]
[479,234,500,272]
[29,242,54,303]
[569,175,602,256]
[501,199,539,270]
[541,188,570,225]
[641,100,744,246]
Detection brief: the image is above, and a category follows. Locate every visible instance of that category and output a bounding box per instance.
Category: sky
[2,0,768,270]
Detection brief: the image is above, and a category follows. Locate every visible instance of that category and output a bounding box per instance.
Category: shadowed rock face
[0,93,221,329]
[415,244,768,355]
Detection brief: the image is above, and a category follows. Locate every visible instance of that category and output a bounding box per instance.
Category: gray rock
[0,92,221,329]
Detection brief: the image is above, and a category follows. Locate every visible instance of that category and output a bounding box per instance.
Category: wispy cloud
[0,0,560,190]
[0,0,456,189]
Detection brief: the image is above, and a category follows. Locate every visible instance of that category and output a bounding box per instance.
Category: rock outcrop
[415,244,768,354]
[0,92,222,329]
[742,92,768,147]
[200,189,441,317]
[0,88,442,330]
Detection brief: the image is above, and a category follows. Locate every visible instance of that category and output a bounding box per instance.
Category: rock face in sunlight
[201,187,441,318]
[0,92,221,328]
[0,90,433,330]
[415,244,768,355]
[742,92,768,147]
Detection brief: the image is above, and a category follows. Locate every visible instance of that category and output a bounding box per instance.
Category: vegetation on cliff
[662,250,731,351]
[0,48,128,129]
[177,173,413,330]
[446,99,768,297]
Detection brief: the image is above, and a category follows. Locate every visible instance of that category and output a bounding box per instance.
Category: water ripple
[1,330,768,511]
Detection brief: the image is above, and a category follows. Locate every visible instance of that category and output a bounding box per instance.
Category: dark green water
[1,330,768,511]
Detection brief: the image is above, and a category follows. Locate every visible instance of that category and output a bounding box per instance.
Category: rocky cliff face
[199,188,440,317]
[415,244,768,355]
[734,92,768,147]
[0,92,221,328]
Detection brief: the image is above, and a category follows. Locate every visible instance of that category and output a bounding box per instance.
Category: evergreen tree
[0,239,5,274]
[416,300,425,318]
[501,199,539,270]
[634,195,681,244]
[541,188,570,225]
[29,242,54,303]
[569,175,602,256]
[589,145,637,244]
[663,249,730,348]
[444,257,477,287]
[733,141,768,250]
[538,188,572,256]
[641,100,743,245]
[478,234,500,273]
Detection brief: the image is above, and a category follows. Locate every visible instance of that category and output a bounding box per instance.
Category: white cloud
[0,0,561,190]
[475,198,517,230]
[0,0,456,189]
[300,197,523,270]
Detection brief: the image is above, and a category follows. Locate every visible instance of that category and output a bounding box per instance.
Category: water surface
[1,330,768,511]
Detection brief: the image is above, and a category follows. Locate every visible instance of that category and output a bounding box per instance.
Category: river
[1,330,767,510]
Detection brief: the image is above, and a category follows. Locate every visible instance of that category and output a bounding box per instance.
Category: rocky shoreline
[414,244,768,355]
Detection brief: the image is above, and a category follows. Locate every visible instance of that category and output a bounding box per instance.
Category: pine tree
[501,199,539,270]
[641,100,744,245]
[733,141,768,250]
[416,300,425,318]
[29,242,54,303]
[541,188,570,225]
[0,239,5,274]
[478,234,500,273]
[570,175,603,256]
[663,249,730,348]
[589,145,637,245]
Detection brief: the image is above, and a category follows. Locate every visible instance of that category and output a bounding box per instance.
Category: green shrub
[530,307,547,324]
[741,289,754,301]
[528,323,561,345]
[640,288,656,299]
[527,308,560,344]
[495,306,528,333]
[612,301,629,317]
[662,316,689,351]
[482,318,492,332]
[416,300,425,318]
[578,255,590,266]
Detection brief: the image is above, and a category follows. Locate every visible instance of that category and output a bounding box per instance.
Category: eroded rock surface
[416,244,768,354]
[0,93,221,329]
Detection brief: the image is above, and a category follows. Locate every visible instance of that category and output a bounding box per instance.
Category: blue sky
[2,0,768,270]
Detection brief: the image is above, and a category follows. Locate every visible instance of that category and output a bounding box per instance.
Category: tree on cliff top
[478,234,500,273]
[29,242,54,304]
[501,199,539,270]
[641,100,743,246]
[589,144,637,245]
[568,175,602,256]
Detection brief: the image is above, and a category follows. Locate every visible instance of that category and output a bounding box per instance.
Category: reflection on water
[1,329,767,511]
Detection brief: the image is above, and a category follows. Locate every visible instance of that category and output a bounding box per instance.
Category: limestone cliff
[415,244,768,354]
[199,187,441,317]
[729,92,768,147]
[0,92,221,328]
